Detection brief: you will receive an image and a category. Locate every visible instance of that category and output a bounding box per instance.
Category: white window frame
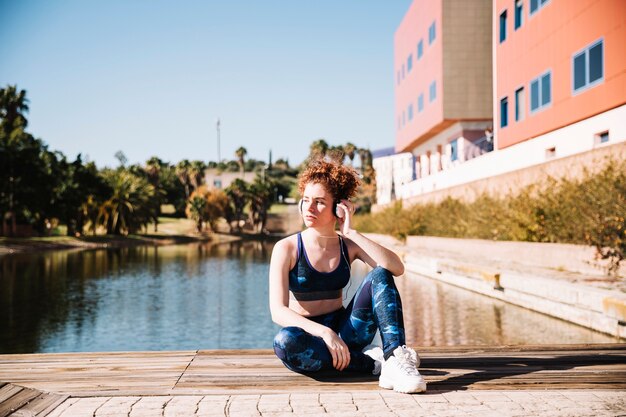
[499,9,507,43]
[418,93,424,112]
[529,0,549,17]
[515,85,525,122]
[529,69,552,114]
[429,81,436,102]
[572,38,604,96]
[500,96,509,128]
[428,21,436,45]
[514,0,523,30]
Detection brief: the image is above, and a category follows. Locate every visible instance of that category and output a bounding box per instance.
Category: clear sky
[1,0,411,168]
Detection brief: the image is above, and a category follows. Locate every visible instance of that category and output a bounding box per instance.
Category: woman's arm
[337,201,405,276]
[268,238,351,370]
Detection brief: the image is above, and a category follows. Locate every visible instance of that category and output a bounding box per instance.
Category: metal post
[216,118,221,162]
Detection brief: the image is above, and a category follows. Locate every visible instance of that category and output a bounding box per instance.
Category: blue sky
[1,0,411,168]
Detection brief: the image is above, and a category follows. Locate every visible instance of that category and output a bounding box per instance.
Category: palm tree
[309,139,328,160]
[248,176,273,233]
[0,85,29,138]
[344,142,357,165]
[145,156,164,231]
[235,147,247,177]
[328,145,345,163]
[189,160,207,191]
[225,178,249,232]
[0,85,30,236]
[175,159,192,199]
[186,194,208,232]
[99,171,155,235]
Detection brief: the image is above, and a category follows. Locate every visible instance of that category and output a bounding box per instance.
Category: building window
[450,139,458,161]
[429,21,436,45]
[514,0,523,30]
[515,87,525,121]
[594,131,609,146]
[402,64,405,79]
[499,10,507,43]
[417,39,423,59]
[407,54,413,72]
[408,104,414,121]
[530,70,551,113]
[573,39,604,94]
[429,81,436,102]
[418,93,424,112]
[500,97,509,128]
[530,0,549,16]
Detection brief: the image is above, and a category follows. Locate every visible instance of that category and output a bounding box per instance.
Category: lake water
[0,241,617,354]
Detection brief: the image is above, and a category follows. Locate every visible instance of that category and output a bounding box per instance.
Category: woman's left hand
[336,199,356,235]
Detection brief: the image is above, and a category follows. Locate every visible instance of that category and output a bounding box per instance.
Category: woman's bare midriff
[289,296,343,317]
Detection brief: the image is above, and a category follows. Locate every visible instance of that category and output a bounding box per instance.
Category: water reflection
[398,272,618,346]
[0,241,618,354]
[0,241,277,353]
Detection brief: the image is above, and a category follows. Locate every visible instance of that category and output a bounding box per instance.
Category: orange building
[382,0,626,204]
[394,0,493,180]
[495,0,626,150]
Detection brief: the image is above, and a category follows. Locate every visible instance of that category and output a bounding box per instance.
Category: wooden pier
[0,344,625,416]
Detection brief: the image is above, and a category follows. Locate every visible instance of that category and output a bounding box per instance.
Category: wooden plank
[9,393,68,417]
[0,387,39,417]
[0,345,624,397]
[0,385,22,404]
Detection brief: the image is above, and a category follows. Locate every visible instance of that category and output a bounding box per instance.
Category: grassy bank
[354,158,626,274]
[0,217,231,254]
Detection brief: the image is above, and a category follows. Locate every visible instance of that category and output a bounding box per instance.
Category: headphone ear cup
[298,199,303,214]
[333,201,338,218]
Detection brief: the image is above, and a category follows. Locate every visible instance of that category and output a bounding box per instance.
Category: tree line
[0,85,376,237]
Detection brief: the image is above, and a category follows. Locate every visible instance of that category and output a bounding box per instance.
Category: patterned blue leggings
[273,266,405,373]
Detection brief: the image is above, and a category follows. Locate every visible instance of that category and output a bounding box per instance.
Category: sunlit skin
[269,181,405,372]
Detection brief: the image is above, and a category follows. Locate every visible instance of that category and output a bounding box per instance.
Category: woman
[269,159,426,393]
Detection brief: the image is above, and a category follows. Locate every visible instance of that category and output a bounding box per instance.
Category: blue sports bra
[289,232,351,301]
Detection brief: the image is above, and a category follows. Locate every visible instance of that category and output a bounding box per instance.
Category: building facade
[386,0,626,204]
[392,0,493,201]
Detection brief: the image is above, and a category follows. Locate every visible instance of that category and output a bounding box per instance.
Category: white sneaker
[379,346,427,393]
[363,346,384,375]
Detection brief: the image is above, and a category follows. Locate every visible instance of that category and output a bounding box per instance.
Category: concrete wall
[495,0,626,149]
[443,0,493,120]
[395,106,626,203]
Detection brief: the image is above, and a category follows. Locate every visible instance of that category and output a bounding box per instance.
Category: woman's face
[301,182,335,227]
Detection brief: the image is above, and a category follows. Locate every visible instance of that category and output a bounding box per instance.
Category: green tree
[186,193,208,232]
[235,147,247,176]
[189,160,207,191]
[344,142,357,165]
[225,178,249,232]
[175,159,192,199]
[248,176,274,233]
[309,139,328,160]
[99,170,155,235]
[145,156,166,230]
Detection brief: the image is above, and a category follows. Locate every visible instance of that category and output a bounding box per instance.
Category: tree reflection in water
[0,241,617,354]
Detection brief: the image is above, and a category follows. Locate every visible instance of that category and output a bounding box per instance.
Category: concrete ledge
[404,256,626,339]
[405,236,622,277]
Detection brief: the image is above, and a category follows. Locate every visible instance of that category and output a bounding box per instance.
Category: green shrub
[354,157,626,274]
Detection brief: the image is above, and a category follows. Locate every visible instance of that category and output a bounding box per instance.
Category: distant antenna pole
[216,118,221,162]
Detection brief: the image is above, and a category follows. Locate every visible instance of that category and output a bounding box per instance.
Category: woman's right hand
[321,328,351,371]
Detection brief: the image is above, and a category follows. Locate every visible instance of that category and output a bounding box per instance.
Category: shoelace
[395,346,420,376]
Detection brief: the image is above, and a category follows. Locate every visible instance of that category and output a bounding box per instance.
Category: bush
[355,157,626,275]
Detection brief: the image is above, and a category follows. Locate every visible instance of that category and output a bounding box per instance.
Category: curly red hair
[298,159,361,201]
